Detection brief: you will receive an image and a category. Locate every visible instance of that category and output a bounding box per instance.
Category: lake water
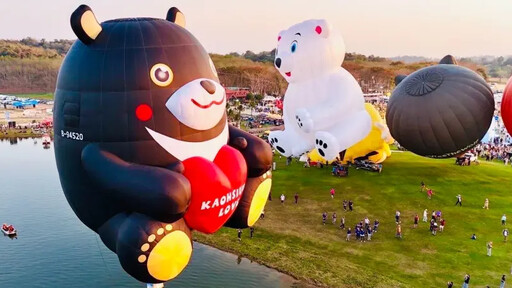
[0,138,297,288]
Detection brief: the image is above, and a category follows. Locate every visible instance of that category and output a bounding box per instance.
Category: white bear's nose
[275,58,282,68]
[200,80,216,95]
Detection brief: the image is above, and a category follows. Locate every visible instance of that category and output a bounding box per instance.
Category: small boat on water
[42,134,51,146]
[1,224,16,236]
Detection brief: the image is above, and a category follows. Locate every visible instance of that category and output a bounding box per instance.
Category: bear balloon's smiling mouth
[285,72,292,77]
[191,95,225,109]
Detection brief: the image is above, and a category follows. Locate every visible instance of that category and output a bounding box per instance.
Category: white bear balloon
[270,19,371,161]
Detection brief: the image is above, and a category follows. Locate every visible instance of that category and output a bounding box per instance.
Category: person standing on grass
[346,228,352,241]
[504,228,509,242]
[332,212,337,225]
[395,210,401,224]
[396,224,402,239]
[423,209,428,222]
[250,227,254,238]
[413,214,419,228]
[432,210,436,221]
[421,181,426,192]
[330,188,335,199]
[367,226,373,241]
[294,193,299,204]
[427,188,433,199]
[483,198,489,209]
[462,274,470,288]
[440,218,445,232]
[373,219,380,233]
[500,275,506,288]
[349,200,353,211]
[340,217,345,230]
[502,214,507,225]
[455,194,462,206]
[432,222,438,235]
[237,229,242,241]
[280,194,285,204]
[487,241,493,256]
[342,200,347,211]
[447,281,453,288]
[364,217,370,229]
[322,212,327,225]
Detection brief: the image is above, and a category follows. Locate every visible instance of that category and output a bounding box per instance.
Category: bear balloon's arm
[296,73,364,131]
[228,125,272,177]
[81,144,191,223]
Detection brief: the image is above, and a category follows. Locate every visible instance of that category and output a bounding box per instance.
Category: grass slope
[195,151,512,288]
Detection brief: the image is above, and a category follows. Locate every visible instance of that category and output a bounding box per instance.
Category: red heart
[182,145,247,234]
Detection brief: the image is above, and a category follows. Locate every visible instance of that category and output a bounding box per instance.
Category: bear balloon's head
[274,19,345,83]
[55,5,226,166]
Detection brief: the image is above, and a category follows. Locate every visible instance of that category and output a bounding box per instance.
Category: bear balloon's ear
[70,5,102,45]
[314,19,330,38]
[395,75,408,86]
[439,55,458,65]
[166,7,186,28]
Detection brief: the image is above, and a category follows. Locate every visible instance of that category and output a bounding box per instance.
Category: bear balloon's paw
[269,131,293,157]
[117,216,192,283]
[315,131,340,161]
[138,226,192,282]
[295,108,313,133]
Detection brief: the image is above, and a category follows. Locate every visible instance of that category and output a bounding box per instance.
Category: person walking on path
[483,198,489,209]
[330,188,335,199]
[346,228,352,241]
[280,194,285,204]
[455,194,463,206]
[414,214,419,228]
[502,214,507,225]
[487,241,493,256]
[332,212,337,225]
[237,229,242,241]
[504,228,509,242]
[294,193,299,204]
[322,212,327,225]
[462,274,470,288]
[500,275,506,288]
[423,209,428,222]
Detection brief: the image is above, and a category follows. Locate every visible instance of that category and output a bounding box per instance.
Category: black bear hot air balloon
[54,5,272,284]
[386,55,494,158]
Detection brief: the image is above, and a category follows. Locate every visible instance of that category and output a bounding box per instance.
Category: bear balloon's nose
[200,80,216,95]
[275,58,282,68]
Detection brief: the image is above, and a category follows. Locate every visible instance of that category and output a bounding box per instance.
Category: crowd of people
[472,143,512,163]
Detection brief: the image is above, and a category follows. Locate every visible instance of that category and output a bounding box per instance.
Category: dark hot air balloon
[54,5,272,284]
[386,55,494,158]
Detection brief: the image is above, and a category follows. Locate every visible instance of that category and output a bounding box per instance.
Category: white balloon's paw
[315,132,340,161]
[269,133,292,157]
[295,109,313,133]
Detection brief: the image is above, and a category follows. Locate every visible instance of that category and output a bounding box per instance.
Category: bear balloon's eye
[290,41,298,53]
[150,63,174,87]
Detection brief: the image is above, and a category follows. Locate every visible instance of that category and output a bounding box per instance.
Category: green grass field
[195,151,512,288]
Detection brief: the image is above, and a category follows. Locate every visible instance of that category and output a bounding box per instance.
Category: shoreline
[0,130,53,140]
[194,235,324,288]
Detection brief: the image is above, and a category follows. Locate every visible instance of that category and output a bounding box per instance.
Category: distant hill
[389,55,433,63]
[0,38,500,96]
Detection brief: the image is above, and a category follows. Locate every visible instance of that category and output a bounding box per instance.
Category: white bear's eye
[291,41,298,53]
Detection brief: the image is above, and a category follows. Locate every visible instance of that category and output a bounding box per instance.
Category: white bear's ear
[314,19,330,38]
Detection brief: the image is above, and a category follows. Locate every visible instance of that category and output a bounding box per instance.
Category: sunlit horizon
[2,0,512,58]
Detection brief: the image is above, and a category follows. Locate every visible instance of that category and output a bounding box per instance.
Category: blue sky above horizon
[2,0,511,58]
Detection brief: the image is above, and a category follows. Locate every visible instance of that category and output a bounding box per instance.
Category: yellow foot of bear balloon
[224,170,272,228]
[116,214,192,283]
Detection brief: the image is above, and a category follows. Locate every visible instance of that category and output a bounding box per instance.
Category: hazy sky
[2,0,511,57]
